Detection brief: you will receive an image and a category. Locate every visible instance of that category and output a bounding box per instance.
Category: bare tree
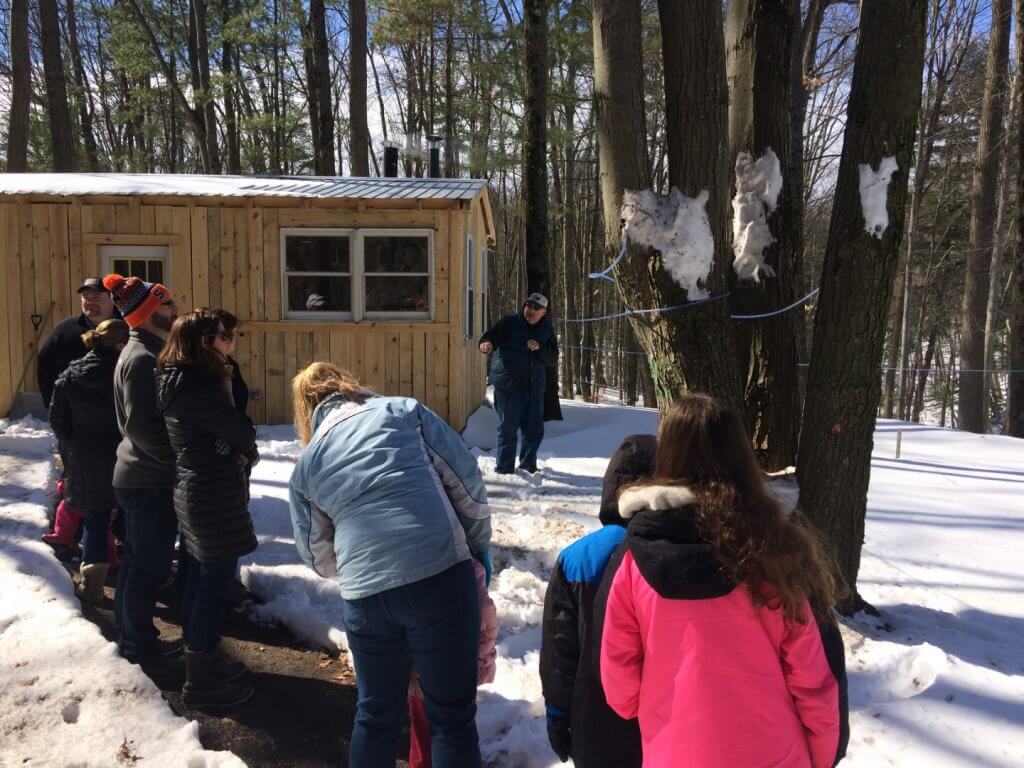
[189,0,221,172]
[958,0,1011,432]
[797,0,929,613]
[350,0,370,175]
[523,0,550,296]
[1008,0,1024,437]
[6,0,30,171]
[726,0,802,469]
[65,0,101,170]
[300,0,336,175]
[39,0,75,170]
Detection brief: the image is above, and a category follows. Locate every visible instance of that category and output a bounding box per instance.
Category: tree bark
[301,0,336,175]
[39,0,76,170]
[1008,0,1024,437]
[797,0,928,613]
[726,0,802,470]
[6,0,30,171]
[523,0,550,296]
[444,11,458,177]
[190,0,221,173]
[350,0,370,175]
[222,0,242,173]
[65,0,100,170]
[618,0,743,411]
[958,0,1011,433]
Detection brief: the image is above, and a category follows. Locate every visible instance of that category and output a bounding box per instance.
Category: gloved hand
[474,549,493,586]
[545,705,572,762]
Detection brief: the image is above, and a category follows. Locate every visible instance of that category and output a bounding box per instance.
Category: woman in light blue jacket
[288,362,491,768]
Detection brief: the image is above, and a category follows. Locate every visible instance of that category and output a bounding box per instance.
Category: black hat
[599,434,657,526]
[77,277,107,294]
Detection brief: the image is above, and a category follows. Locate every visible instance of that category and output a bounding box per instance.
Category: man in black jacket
[37,277,117,408]
[478,292,559,474]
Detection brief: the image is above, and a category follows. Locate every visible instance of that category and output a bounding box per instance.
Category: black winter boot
[182,649,253,709]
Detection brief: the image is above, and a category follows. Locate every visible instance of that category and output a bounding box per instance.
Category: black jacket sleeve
[37,326,68,409]
[817,612,850,765]
[228,357,249,414]
[48,378,73,443]
[479,315,510,347]
[189,374,257,454]
[540,561,580,712]
[537,327,559,367]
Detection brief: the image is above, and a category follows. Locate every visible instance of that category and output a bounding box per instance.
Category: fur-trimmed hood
[621,484,734,600]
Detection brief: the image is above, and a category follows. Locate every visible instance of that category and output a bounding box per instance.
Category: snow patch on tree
[858,156,899,239]
[621,188,714,299]
[731,148,783,282]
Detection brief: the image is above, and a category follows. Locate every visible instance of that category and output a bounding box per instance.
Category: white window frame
[100,244,171,287]
[359,228,435,322]
[280,227,435,322]
[465,232,475,338]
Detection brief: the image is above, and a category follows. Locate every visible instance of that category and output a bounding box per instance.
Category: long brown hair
[642,394,838,622]
[292,362,371,444]
[156,309,230,381]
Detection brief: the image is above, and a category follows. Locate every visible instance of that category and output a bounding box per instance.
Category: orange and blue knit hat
[101,274,173,328]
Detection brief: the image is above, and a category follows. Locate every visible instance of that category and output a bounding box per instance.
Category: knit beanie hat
[599,434,657,526]
[102,274,173,328]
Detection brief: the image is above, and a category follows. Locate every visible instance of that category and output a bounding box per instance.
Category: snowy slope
[0,419,246,768]
[2,402,1021,767]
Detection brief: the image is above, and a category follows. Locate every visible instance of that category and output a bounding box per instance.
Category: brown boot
[77,563,108,604]
[182,649,253,710]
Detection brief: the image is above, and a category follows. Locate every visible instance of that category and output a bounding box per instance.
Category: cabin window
[281,228,433,322]
[465,233,475,338]
[100,244,170,286]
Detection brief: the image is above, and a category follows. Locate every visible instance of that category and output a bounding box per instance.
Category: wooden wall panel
[20,205,39,393]
[0,206,13,414]
[67,203,83,316]
[398,332,414,397]
[191,208,210,308]
[4,205,25,405]
[207,208,223,308]
[262,209,280,322]
[265,333,287,425]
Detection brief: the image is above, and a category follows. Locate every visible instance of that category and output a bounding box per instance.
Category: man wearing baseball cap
[103,273,183,663]
[478,292,559,474]
[37,277,118,408]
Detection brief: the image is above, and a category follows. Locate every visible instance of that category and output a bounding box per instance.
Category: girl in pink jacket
[599,394,849,768]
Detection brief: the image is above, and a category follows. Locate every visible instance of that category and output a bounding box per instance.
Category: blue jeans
[494,386,544,473]
[113,487,178,661]
[180,553,237,653]
[81,508,112,564]
[341,560,481,768]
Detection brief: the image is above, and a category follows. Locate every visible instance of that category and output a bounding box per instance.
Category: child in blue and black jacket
[539,434,655,767]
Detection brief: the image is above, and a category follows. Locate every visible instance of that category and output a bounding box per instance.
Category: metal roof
[0,173,488,201]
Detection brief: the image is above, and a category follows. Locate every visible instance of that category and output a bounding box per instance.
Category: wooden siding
[0,194,492,431]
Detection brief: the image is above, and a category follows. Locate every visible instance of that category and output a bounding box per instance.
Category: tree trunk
[958,0,1011,433]
[444,12,458,177]
[726,0,802,470]
[301,0,335,176]
[523,0,550,296]
[796,0,928,614]
[66,0,100,170]
[222,0,242,173]
[6,0,30,171]
[614,0,743,411]
[350,0,370,175]
[190,0,221,173]
[912,327,938,422]
[1008,0,1024,437]
[39,0,75,170]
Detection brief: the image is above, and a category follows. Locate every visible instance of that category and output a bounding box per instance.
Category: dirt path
[61,556,412,768]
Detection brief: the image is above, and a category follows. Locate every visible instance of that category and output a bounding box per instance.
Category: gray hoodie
[113,328,175,488]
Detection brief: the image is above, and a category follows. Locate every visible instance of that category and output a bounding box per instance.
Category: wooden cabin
[0,174,495,429]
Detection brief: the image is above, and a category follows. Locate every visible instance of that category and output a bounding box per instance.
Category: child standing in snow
[407,557,498,768]
[599,395,849,768]
[47,319,130,602]
[540,434,654,767]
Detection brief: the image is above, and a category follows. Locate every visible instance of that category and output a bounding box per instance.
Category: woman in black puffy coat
[48,319,130,603]
[155,308,258,710]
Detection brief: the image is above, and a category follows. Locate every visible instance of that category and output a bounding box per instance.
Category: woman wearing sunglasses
[155,309,259,710]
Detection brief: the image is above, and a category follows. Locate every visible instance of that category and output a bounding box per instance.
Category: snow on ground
[0,419,246,768]
[2,403,1022,767]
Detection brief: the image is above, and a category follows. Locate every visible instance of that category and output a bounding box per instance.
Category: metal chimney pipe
[383,141,399,178]
[426,135,442,178]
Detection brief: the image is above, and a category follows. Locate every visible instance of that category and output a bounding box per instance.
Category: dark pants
[81,509,112,564]
[494,386,544,473]
[341,560,481,768]
[180,553,237,653]
[113,486,177,661]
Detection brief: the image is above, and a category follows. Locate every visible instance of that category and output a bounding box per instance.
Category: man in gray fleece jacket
[104,273,181,663]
